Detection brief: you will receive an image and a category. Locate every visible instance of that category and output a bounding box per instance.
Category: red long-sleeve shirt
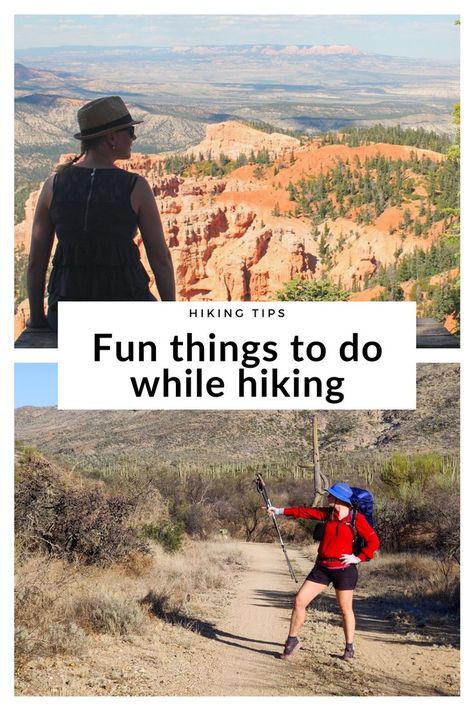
[283,506,380,568]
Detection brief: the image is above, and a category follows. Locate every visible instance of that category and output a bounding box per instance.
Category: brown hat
[74,96,143,140]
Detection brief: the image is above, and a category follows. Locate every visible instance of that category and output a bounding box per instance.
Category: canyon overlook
[15,120,451,335]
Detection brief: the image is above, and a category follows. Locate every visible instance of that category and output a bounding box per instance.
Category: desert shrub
[73,592,147,636]
[14,243,29,310]
[15,465,147,564]
[376,498,417,552]
[413,557,460,609]
[153,468,282,541]
[429,491,460,562]
[139,569,193,619]
[142,521,185,553]
[15,555,90,669]
[152,470,219,537]
[376,496,443,553]
[375,491,459,558]
[380,452,449,498]
[142,540,244,618]
[141,546,230,622]
[368,553,460,613]
[15,555,74,628]
[226,488,262,541]
[283,478,315,504]
[181,503,217,537]
[205,472,314,542]
[192,566,226,590]
[141,589,185,620]
[119,551,154,577]
[44,622,87,654]
[16,445,42,463]
[15,625,35,667]
[15,619,87,669]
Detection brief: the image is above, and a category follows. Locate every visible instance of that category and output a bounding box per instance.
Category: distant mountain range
[14,43,459,188]
[14,63,76,82]
[17,43,364,58]
[14,44,458,108]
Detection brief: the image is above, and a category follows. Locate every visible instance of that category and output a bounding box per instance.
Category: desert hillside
[15,364,459,468]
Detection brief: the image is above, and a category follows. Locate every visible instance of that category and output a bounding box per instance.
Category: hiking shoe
[281,637,301,660]
[342,647,355,661]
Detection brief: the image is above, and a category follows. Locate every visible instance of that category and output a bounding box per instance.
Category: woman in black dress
[27,96,176,330]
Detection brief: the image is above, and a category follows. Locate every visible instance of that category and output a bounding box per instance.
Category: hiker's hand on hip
[341,554,360,565]
[267,506,284,516]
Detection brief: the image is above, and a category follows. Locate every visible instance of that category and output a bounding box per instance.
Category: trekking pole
[254,474,298,583]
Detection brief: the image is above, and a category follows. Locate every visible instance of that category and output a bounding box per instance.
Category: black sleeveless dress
[47,166,153,320]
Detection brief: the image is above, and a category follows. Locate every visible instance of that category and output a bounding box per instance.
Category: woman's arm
[132,176,176,301]
[282,506,328,521]
[27,177,55,327]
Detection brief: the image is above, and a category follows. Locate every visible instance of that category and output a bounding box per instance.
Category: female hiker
[27,95,175,331]
[267,481,379,661]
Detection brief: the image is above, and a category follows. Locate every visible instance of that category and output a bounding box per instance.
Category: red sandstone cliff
[184,120,300,160]
[15,121,450,336]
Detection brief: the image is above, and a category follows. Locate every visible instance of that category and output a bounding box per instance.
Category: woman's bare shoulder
[44,173,56,188]
[132,173,152,190]
[131,174,155,201]
[130,174,157,216]
[36,173,56,208]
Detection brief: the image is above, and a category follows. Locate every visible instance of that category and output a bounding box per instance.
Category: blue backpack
[349,487,375,555]
[350,487,374,527]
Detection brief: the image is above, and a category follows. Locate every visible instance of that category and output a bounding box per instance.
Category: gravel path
[201,541,306,695]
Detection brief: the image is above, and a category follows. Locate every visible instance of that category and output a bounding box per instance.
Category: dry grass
[138,540,246,616]
[72,593,148,636]
[15,540,247,670]
[281,546,460,633]
[15,555,89,669]
[293,544,459,611]
[366,552,459,607]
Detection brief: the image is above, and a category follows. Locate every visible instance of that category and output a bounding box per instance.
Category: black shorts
[306,563,358,590]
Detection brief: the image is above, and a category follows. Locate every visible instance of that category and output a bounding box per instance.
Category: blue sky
[15,15,459,60]
[15,364,58,408]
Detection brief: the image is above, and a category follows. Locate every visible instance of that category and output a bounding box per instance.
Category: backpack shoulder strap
[348,509,358,537]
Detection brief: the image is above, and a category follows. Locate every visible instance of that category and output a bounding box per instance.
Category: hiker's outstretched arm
[27,176,55,327]
[133,176,176,301]
[282,506,327,520]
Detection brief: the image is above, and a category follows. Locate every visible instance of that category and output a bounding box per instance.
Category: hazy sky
[15,364,58,408]
[15,15,459,60]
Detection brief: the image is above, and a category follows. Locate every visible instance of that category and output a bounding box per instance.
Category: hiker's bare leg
[288,580,326,637]
[335,588,355,644]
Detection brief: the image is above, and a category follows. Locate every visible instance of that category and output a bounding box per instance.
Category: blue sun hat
[326,482,353,505]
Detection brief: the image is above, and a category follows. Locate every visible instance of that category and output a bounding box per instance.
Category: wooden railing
[15,318,458,350]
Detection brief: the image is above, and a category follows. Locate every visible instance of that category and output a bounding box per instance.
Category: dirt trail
[197,542,459,696]
[200,542,308,695]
